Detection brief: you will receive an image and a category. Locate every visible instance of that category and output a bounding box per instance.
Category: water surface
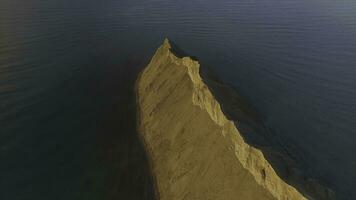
[1,0,356,199]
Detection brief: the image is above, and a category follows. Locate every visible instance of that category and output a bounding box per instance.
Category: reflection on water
[1,0,356,199]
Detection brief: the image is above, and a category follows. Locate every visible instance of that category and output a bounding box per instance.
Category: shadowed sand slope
[136,39,320,200]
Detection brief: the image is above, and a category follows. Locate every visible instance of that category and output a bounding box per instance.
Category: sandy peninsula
[136,38,333,200]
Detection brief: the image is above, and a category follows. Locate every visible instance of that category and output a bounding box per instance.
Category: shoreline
[135,67,161,200]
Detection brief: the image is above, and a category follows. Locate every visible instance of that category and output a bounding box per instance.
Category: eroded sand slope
[136,39,307,200]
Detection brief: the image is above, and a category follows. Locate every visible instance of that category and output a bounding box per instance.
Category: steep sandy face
[136,39,307,200]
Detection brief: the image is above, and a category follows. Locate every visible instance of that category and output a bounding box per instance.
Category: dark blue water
[1,0,356,199]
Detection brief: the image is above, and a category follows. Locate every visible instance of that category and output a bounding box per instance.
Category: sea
[1,0,356,199]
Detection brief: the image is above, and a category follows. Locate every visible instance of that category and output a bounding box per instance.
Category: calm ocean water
[1,0,356,199]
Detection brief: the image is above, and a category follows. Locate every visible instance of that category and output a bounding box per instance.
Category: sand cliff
[136,39,322,200]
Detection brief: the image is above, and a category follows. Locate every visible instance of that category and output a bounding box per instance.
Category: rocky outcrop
[136,39,312,200]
